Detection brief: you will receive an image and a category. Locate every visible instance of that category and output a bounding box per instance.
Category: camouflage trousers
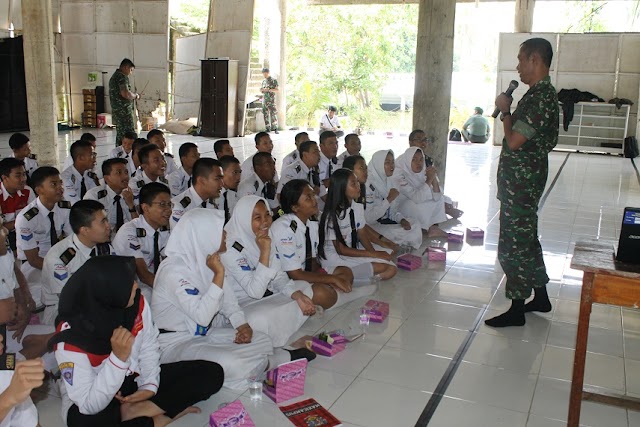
[113,109,135,147]
[263,103,278,131]
[498,202,549,300]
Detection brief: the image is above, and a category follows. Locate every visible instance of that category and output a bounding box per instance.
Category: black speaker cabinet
[200,59,238,138]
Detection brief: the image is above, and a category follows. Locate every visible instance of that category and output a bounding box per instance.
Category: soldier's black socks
[525,285,552,313]
[485,299,525,328]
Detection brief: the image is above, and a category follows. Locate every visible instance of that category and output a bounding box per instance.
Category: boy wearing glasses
[112,183,171,300]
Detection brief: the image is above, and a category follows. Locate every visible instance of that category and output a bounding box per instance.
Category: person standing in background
[260,68,279,134]
[109,59,140,147]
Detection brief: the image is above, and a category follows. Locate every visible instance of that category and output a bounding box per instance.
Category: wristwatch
[500,111,511,121]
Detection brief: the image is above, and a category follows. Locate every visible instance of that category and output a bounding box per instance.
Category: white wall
[173,33,205,120]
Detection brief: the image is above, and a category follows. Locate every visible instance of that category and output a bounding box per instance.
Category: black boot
[287,348,316,362]
[485,299,525,327]
[525,285,552,313]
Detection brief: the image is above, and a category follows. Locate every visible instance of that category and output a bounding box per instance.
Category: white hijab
[224,195,273,265]
[161,208,226,287]
[367,149,394,195]
[392,146,426,189]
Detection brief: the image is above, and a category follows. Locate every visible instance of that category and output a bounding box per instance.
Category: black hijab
[48,256,141,355]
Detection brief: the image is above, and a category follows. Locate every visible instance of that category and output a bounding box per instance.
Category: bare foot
[427,226,448,238]
[152,406,201,427]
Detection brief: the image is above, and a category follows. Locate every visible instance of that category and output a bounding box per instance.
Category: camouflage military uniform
[497,76,559,300]
[261,76,278,131]
[109,69,136,146]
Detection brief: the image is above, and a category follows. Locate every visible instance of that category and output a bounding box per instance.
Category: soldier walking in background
[109,59,141,147]
[261,68,279,134]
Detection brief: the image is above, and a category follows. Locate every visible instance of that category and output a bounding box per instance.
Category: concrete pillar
[276,0,287,129]
[514,0,535,33]
[412,0,455,185]
[22,0,59,167]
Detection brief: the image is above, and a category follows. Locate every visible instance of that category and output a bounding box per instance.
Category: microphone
[492,80,519,118]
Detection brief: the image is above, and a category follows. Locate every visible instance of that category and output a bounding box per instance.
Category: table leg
[568,271,594,427]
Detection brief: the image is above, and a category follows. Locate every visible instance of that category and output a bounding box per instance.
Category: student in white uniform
[336,133,361,164]
[146,129,177,176]
[42,200,115,326]
[170,158,222,229]
[50,256,223,426]
[319,169,397,281]
[151,209,276,391]
[128,144,169,205]
[344,154,422,249]
[167,142,200,197]
[240,132,279,182]
[0,334,42,427]
[318,131,341,188]
[109,131,137,177]
[62,133,104,181]
[362,150,422,249]
[61,140,100,204]
[277,140,324,202]
[237,152,279,211]
[391,147,448,237]
[274,179,379,308]
[215,156,241,223]
[221,196,321,348]
[112,183,171,301]
[213,140,234,159]
[131,138,151,175]
[15,167,72,309]
[281,132,310,171]
[8,133,38,188]
[84,158,138,238]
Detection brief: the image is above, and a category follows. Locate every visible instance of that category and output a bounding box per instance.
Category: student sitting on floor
[50,256,223,426]
[318,169,397,282]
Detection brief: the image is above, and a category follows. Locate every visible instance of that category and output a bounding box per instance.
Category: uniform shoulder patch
[180,196,191,208]
[59,247,76,265]
[23,207,39,221]
[117,151,124,157]
[369,184,376,191]
[87,171,97,179]
[136,228,146,238]
[159,226,169,232]
[136,180,145,188]
[295,165,301,173]
[290,220,298,233]
[28,154,37,160]
[254,180,259,191]
[292,152,298,160]
[58,201,72,209]
[70,174,76,184]
[165,153,174,158]
[159,176,168,184]
[232,241,244,252]
[97,189,108,199]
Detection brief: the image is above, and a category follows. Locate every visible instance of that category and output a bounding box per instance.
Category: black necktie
[48,212,58,247]
[223,192,230,223]
[349,209,358,249]
[113,195,124,230]
[304,226,312,272]
[153,230,161,273]
[201,200,207,208]
[187,177,192,188]
[80,177,87,199]
[261,185,267,198]
[90,248,97,257]
[328,162,333,177]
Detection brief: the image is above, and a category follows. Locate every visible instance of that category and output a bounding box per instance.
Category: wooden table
[568,240,640,426]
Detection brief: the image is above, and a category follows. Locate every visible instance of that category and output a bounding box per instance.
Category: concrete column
[276,0,287,129]
[514,0,535,33]
[22,0,59,167]
[412,0,455,185]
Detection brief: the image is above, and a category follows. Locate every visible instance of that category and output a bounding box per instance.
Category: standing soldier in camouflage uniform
[109,59,140,147]
[261,67,279,134]
[485,38,559,328]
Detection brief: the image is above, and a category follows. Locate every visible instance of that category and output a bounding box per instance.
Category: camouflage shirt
[109,69,134,114]
[261,76,278,105]
[497,76,559,208]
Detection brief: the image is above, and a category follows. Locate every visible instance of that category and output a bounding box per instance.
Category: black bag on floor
[449,128,462,141]
[624,136,639,158]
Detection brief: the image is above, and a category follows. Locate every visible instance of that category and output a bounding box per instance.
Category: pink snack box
[310,336,346,357]
[466,227,485,239]
[263,358,307,403]
[427,247,447,261]
[448,230,464,243]
[397,253,422,271]
[210,399,255,427]
[362,299,390,323]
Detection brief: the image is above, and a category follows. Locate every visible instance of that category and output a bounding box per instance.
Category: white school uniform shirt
[61,166,100,204]
[336,150,354,164]
[364,181,405,225]
[83,184,133,237]
[15,198,72,261]
[213,188,238,222]
[128,171,169,204]
[0,371,38,427]
[62,155,103,180]
[164,152,177,176]
[112,216,169,286]
[54,298,160,424]
[319,113,340,132]
[240,154,280,183]
[271,213,319,272]
[11,154,38,179]
[237,172,279,210]
[323,202,365,256]
[281,149,299,172]
[167,166,191,197]
[170,187,217,229]
[318,151,342,182]
[109,146,137,176]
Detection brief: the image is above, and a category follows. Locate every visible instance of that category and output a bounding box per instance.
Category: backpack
[449,128,462,141]
[624,136,639,159]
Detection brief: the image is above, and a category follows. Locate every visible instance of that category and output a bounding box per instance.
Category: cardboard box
[466,227,485,239]
[83,94,96,103]
[397,253,422,271]
[427,247,446,261]
[210,399,255,427]
[310,336,346,357]
[97,113,112,128]
[263,358,307,403]
[362,300,390,323]
[448,230,464,242]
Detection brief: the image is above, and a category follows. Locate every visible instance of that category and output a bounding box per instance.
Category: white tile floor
[4,128,640,426]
